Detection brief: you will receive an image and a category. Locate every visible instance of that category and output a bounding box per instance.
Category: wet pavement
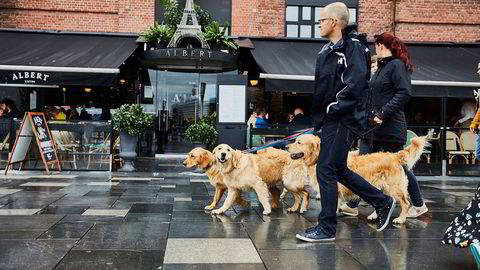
[0,162,478,270]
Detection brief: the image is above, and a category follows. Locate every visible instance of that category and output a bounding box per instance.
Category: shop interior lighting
[84,87,92,93]
[250,80,258,86]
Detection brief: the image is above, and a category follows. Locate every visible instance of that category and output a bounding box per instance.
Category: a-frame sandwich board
[5,112,60,175]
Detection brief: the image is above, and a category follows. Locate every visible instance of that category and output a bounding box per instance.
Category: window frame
[284,1,358,39]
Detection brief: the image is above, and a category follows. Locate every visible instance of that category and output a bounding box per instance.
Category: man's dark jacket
[311,30,370,137]
[369,56,412,144]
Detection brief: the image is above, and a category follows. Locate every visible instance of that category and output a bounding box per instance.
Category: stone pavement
[0,162,477,269]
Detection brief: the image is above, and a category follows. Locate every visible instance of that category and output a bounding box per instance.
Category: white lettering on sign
[11,71,51,83]
[162,49,213,59]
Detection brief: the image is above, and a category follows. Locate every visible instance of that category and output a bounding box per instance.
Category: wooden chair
[460,131,477,163]
[446,130,470,164]
[51,130,79,169]
[86,133,112,170]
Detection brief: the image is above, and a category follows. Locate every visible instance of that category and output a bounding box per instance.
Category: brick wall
[232,0,480,42]
[0,0,154,33]
[358,0,480,42]
[232,0,284,37]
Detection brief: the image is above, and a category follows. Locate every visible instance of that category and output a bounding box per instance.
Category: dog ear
[232,150,242,168]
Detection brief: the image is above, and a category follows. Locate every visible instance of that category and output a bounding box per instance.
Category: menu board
[5,112,60,175]
[218,85,246,123]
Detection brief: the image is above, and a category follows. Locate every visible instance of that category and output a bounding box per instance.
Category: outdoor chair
[446,130,470,164]
[460,131,477,163]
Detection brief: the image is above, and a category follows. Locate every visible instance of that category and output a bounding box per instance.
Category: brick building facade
[1,0,479,42]
[0,0,154,33]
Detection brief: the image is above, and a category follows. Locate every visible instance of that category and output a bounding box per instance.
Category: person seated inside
[0,98,22,119]
[290,108,311,126]
[255,107,268,128]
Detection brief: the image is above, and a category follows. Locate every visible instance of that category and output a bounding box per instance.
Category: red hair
[374,32,414,73]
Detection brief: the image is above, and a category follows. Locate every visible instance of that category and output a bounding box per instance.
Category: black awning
[409,45,480,83]
[248,38,480,96]
[250,38,326,77]
[0,31,139,86]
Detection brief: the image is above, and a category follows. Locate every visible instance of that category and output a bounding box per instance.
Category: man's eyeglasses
[318,18,335,24]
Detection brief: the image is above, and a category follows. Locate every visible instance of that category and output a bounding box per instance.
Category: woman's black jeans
[346,139,424,208]
[316,120,391,237]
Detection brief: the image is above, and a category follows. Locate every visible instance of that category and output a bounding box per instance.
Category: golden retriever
[287,134,428,224]
[211,144,283,215]
[256,147,311,213]
[183,147,248,210]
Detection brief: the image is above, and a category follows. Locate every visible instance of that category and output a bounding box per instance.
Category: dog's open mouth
[217,157,227,164]
[290,152,304,160]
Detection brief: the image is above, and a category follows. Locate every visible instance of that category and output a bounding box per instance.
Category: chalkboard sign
[30,113,57,162]
[5,112,60,175]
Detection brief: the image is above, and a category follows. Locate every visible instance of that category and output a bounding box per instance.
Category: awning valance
[0,30,139,86]
[248,38,480,96]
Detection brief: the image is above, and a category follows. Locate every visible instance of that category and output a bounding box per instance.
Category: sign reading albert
[11,71,51,84]
[0,70,52,85]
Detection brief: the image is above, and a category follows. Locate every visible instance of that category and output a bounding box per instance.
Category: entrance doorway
[147,70,218,153]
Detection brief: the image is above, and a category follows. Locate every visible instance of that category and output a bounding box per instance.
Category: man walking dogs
[296,2,396,242]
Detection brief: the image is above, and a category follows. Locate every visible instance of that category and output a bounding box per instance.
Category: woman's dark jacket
[370,56,412,145]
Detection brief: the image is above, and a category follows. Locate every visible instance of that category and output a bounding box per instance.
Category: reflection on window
[286,6,299,21]
[302,7,311,20]
[300,25,311,38]
[287,24,298,37]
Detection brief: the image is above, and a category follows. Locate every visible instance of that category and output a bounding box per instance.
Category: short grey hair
[322,2,349,27]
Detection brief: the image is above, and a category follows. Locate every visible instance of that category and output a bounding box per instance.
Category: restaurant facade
[0,0,479,176]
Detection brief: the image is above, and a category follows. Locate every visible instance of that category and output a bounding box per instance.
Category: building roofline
[236,36,480,47]
[0,28,139,37]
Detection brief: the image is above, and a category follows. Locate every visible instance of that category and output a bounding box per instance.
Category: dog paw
[393,217,406,224]
[299,208,307,213]
[262,209,271,215]
[204,205,215,210]
[367,211,378,221]
[286,207,296,212]
[315,194,321,200]
[211,209,224,215]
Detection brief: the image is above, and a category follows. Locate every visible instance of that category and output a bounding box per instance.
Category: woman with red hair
[339,32,428,219]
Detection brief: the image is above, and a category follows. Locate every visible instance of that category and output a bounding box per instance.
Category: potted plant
[184,121,217,149]
[140,22,174,49]
[112,104,153,171]
[204,21,239,52]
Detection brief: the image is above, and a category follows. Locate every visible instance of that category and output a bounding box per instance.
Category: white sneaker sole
[295,234,335,242]
[339,210,358,217]
[407,207,428,218]
[377,198,396,232]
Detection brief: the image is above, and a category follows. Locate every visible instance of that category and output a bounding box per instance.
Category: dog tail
[399,135,429,171]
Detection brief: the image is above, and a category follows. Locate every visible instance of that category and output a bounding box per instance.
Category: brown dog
[257,147,311,213]
[183,147,248,210]
[288,134,428,224]
[211,144,283,215]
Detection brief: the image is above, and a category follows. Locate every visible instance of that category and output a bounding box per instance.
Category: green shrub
[184,122,217,145]
[112,104,154,136]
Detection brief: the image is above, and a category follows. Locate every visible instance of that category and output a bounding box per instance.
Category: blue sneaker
[296,226,335,242]
[376,197,396,232]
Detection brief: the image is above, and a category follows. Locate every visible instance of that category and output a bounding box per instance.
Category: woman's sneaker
[338,203,359,217]
[469,243,480,268]
[406,203,428,218]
